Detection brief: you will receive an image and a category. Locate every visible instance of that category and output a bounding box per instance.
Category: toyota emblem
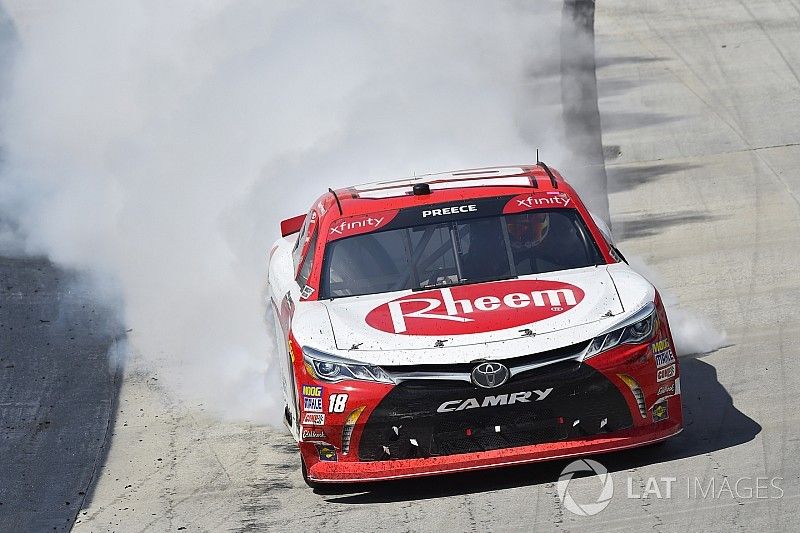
[471,362,510,389]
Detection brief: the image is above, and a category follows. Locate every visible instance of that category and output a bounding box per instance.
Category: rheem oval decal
[365,279,585,335]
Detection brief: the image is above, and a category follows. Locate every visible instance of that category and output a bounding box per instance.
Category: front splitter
[307,417,682,483]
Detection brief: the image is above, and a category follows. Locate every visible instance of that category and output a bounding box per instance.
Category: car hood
[319,265,647,363]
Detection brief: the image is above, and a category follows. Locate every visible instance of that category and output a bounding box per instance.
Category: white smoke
[0,1,575,423]
[626,256,726,356]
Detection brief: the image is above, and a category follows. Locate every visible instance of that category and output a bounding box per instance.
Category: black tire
[301,456,321,489]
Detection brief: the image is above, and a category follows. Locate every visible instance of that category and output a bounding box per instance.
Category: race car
[268,164,682,486]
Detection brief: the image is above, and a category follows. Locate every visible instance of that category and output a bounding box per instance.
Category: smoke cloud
[0,1,722,426]
[626,256,726,356]
[0,1,577,423]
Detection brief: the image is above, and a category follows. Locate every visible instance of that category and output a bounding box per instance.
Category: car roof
[317,164,577,218]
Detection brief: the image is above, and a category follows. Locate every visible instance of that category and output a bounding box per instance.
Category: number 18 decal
[329,393,348,413]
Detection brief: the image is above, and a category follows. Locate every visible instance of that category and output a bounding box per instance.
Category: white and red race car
[268,164,682,486]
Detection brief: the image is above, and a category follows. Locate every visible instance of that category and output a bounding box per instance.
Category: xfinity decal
[366,279,584,335]
[503,192,572,214]
[516,195,570,209]
[437,388,553,413]
[330,216,385,236]
[327,209,398,241]
[422,204,477,218]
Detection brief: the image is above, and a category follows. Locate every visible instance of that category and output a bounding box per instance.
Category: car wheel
[301,456,321,489]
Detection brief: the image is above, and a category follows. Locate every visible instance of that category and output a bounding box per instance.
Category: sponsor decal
[651,339,670,354]
[317,445,337,462]
[287,341,295,363]
[301,428,327,440]
[652,398,669,422]
[653,348,675,369]
[657,364,676,383]
[657,382,675,396]
[302,385,324,412]
[504,192,571,214]
[329,393,349,413]
[303,397,323,413]
[422,204,477,218]
[327,209,398,240]
[437,388,553,413]
[302,412,326,425]
[366,279,585,335]
[302,385,323,397]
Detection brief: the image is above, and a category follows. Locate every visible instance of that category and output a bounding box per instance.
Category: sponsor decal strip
[302,384,324,413]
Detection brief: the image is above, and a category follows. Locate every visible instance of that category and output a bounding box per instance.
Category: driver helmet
[507,212,550,249]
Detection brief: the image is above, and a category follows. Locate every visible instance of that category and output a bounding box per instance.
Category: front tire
[301,456,321,489]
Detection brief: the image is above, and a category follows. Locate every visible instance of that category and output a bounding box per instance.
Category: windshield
[320,208,605,299]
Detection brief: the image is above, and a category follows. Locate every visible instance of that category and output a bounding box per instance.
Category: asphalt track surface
[0,259,121,531]
[2,1,800,531]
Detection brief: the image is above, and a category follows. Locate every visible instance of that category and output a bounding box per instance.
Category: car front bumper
[304,395,682,483]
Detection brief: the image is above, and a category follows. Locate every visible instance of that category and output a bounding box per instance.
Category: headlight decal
[341,406,366,455]
[617,373,647,418]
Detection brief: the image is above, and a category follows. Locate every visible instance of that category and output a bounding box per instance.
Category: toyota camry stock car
[268,164,682,486]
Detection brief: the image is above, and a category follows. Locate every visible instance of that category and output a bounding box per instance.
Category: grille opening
[358,360,632,461]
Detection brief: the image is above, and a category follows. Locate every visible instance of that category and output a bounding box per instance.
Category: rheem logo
[365,279,584,335]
